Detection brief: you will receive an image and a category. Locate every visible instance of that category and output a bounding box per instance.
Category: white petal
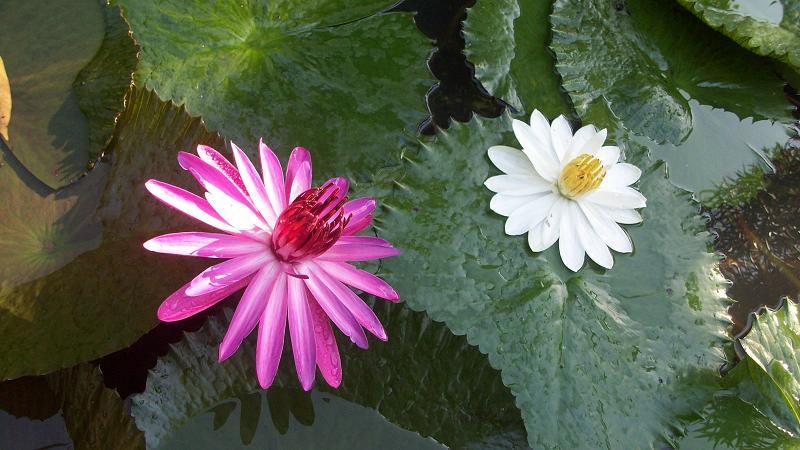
[604,207,643,224]
[512,119,560,181]
[558,202,585,272]
[594,145,620,167]
[576,206,614,269]
[504,193,558,236]
[488,145,536,176]
[578,201,633,253]
[550,115,573,163]
[602,163,642,187]
[529,110,553,149]
[527,197,564,252]
[564,124,596,164]
[484,174,552,195]
[584,186,647,209]
[490,193,543,216]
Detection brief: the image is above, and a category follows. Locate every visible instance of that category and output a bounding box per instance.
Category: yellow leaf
[0,56,10,142]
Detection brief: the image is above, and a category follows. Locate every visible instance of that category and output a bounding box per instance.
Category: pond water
[0,0,798,448]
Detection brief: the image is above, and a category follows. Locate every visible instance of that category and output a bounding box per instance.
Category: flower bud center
[557,153,606,199]
[271,183,348,262]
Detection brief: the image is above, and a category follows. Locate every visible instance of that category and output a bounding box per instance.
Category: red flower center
[271,183,349,262]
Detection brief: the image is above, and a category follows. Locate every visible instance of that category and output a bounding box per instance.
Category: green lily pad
[131,304,526,449]
[463,0,573,119]
[0,0,137,189]
[116,0,433,180]
[739,301,800,433]
[676,0,800,74]
[549,0,792,145]
[464,0,794,196]
[359,115,730,449]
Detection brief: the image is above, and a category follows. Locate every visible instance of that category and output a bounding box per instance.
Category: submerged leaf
[131,304,525,449]
[707,146,800,334]
[676,0,800,74]
[46,364,145,450]
[0,88,221,380]
[116,0,433,179]
[0,0,137,188]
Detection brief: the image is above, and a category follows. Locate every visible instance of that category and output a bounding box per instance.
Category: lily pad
[739,301,800,433]
[463,0,573,119]
[0,0,137,189]
[676,0,800,74]
[0,88,222,380]
[549,0,792,145]
[116,0,433,180]
[464,0,794,196]
[131,304,525,449]
[360,116,730,449]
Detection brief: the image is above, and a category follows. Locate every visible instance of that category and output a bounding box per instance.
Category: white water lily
[485,110,646,272]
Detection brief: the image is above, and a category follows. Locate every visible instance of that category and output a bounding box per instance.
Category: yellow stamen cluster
[557,154,605,198]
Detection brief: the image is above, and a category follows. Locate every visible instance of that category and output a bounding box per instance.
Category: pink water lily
[144,141,400,390]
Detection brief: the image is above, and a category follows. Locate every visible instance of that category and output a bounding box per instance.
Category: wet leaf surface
[359,115,729,449]
[676,0,800,73]
[549,0,792,145]
[116,0,433,181]
[0,0,136,188]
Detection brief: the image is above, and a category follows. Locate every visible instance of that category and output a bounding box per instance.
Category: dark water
[1,0,799,448]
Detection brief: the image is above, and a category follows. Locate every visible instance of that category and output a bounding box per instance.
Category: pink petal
[327,176,349,198]
[157,275,252,322]
[232,142,278,226]
[336,235,393,247]
[256,273,288,389]
[318,239,400,262]
[342,198,376,235]
[287,275,316,391]
[309,297,342,388]
[259,139,287,216]
[308,262,386,341]
[285,147,312,203]
[299,262,368,349]
[186,252,272,297]
[145,180,237,233]
[219,262,281,361]
[177,151,256,214]
[316,260,399,301]
[144,232,266,258]
[195,144,248,193]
